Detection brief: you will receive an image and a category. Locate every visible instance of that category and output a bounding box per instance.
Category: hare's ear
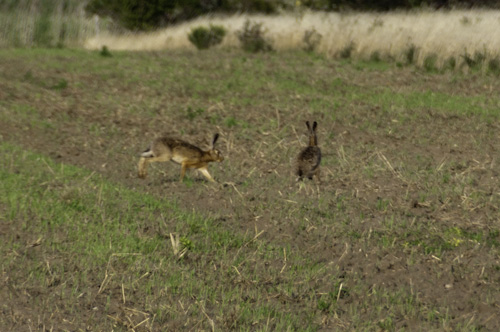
[305,121,311,131]
[212,133,220,148]
[312,121,318,132]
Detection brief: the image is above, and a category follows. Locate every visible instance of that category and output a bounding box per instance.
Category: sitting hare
[138,133,223,183]
[296,121,321,183]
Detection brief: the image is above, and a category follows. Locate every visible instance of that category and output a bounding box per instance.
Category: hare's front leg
[180,163,188,182]
[198,167,216,183]
[138,157,149,179]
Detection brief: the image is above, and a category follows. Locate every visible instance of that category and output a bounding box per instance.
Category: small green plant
[51,79,68,90]
[99,45,112,57]
[185,107,204,120]
[180,237,193,250]
[303,28,322,52]
[237,20,273,53]
[225,116,237,128]
[188,25,226,50]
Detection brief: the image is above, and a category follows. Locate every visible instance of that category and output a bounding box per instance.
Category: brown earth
[1,49,500,331]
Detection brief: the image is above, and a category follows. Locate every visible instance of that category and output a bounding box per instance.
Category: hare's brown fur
[138,133,223,183]
[296,121,321,183]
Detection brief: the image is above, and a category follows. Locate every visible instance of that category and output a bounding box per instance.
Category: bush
[303,28,322,52]
[188,25,226,50]
[339,42,355,59]
[462,50,486,71]
[423,53,438,72]
[237,20,273,53]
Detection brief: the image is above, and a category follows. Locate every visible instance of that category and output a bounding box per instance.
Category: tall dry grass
[84,9,500,70]
[0,0,112,48]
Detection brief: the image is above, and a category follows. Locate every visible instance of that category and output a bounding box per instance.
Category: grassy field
[1,47,500,331]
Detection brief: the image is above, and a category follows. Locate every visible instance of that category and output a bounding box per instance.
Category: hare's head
[207,133,224,162]
[306,121,318,146]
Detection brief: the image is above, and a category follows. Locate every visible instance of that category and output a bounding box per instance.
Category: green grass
[1,48,500,331]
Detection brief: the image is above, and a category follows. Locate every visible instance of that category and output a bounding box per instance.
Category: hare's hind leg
[138,153,172,179]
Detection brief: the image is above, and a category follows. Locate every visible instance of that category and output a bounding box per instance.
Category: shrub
[487,57,500,75]
[423,53,438,72]
[237,20,273,53]
[303,28,322,52]
[370,51,381,62]
[100,45,112,57]
[462,50,485,71]
[188,25,226,50]
[404,44,417,65]
[339,42,355,59]
[443,57,456,71]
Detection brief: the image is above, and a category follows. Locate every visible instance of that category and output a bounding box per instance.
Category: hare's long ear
[212,133,220,148]
[306,121,311,132]
[312,121,318,132]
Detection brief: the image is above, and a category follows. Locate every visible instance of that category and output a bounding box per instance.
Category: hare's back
[298,146,321,169]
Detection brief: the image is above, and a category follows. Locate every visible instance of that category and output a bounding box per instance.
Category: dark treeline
[85,0,500,31]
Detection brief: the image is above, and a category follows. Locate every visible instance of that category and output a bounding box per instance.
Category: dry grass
[84,9,500,69]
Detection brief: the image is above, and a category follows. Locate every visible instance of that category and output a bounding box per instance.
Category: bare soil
[1,49,500,331]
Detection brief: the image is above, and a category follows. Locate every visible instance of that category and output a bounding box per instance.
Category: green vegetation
[237,20,273,53]
[1,48,500,330]
[188,25,226,50]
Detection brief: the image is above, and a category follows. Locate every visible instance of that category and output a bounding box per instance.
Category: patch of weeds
[376,198,390,212]
[487,57,500,75]
[225,116,237,128]
[487,229,500,247]
[423,53,438,73]
[370,51,381,62]
[378,316,395,330]
[441,171,451,184]
[185,106,204,120]
[99,45,112,57]
[50,79,68,90]
[303,28,322,53]
[404,44,417,65]
[179,237,193,250]
[368,17,384,32]
[339,42,355,59]
[442,56,456,71]
[23,70,33,81]
[461,50,485,71]
[317,282,348,313]
[188,25,226,50]
[460,16,471,25]
[237,20,273,53]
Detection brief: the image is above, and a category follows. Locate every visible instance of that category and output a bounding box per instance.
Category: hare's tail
[140,148,154,158]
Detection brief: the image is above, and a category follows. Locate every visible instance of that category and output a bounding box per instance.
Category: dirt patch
[1,49,500,330]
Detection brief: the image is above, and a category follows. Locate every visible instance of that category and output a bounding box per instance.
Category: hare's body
[138,134,223,182]
[296,121,321,183]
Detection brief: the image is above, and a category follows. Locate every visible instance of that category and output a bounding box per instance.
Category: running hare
[296,121,321,183]
[138,133,223,183]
